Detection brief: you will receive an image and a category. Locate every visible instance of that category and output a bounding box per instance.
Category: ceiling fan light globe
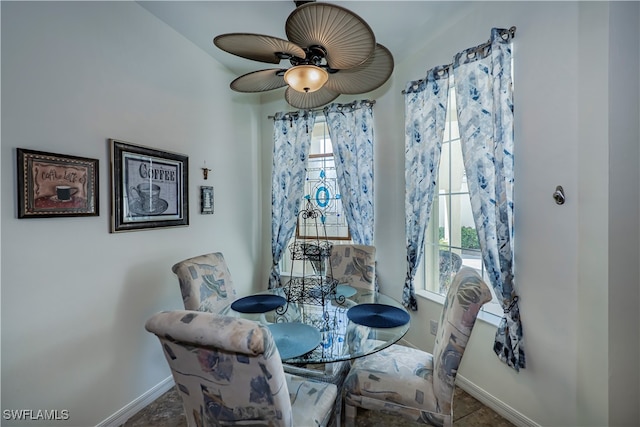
[284,65,328,93]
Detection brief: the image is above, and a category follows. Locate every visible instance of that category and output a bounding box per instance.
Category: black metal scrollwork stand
[276,200,346,319]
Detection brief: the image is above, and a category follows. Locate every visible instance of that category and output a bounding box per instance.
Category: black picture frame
[109,139,189,232]
[17,148,99,218]
[200,186,214,214]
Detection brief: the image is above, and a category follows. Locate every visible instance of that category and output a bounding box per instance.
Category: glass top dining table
[220,285,411,365]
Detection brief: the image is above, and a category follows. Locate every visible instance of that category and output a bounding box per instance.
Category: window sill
[415,289,501,328]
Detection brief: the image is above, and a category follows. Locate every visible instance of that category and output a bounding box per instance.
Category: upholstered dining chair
[171,252,237,313]
[329,244,376,290]
[438,250,463,294]
[342,267,492,427]
[145,310,338,427]
[277,245,377,425]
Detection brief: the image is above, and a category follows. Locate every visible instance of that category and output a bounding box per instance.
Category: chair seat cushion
[344,344,438,412]
[286,374,337,427]
[342,268,491,427]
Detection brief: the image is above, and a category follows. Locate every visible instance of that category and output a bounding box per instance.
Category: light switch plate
[430,320,438,336]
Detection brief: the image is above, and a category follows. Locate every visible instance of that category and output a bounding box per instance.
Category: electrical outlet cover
[430,320,438,335]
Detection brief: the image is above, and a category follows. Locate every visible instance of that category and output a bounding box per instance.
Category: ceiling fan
[213,1,394,109]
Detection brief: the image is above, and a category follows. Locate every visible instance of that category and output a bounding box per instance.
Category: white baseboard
[455,374,539,427]
[95,363,534,427]
[96,376,174,427]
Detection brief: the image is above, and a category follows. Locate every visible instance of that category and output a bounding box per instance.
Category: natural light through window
[417,81,502,318]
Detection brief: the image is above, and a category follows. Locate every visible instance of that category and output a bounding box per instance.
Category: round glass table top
[221,286,410,364]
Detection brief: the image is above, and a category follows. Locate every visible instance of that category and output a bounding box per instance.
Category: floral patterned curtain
[324,100,375,246]
[403,66,450,310]
[453,27,525,371]
[269,111,316,289]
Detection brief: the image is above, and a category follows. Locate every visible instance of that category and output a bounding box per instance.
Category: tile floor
[122,385,515,427]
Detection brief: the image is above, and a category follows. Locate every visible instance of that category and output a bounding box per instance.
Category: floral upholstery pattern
[171,253,237,314]
[438,250,463,294]
[145,310,338,427]
[329,245,376,291]
[343,267,492,427]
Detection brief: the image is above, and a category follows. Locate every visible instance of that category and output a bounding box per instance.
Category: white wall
[258,2,639,426]
[379,2,583,424]
[1,2,263,426]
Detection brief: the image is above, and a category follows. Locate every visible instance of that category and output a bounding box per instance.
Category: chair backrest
[145,310,294,426]
[171,252,237,313]
[438,250,463,294]
[329,244,376,290]
[432,267,492,413]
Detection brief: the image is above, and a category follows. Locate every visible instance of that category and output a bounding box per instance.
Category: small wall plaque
[200,186,214,214]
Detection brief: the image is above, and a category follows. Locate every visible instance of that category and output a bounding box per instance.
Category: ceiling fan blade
[230,69,288,93]
[214,33,305,64]
[285,3,375,70]
[285,86,339,109]
[323,44,394,95]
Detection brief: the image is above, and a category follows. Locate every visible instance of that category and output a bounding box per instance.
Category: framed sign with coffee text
[17,148,99,218]
[109,139,189,232]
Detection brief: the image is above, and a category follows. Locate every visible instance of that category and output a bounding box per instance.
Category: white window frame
[414,78,503,323]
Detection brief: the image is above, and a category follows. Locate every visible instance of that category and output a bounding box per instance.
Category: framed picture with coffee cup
[17,148,99,218]
[109,139,189,232]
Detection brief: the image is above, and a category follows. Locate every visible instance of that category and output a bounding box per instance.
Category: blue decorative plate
[336,284,357,298]
[230,295,286,314]
[347,304,410,328]
[267,322,322,359]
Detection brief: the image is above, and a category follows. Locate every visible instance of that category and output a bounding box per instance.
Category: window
[417,81,502,317]
[280,117,351,275]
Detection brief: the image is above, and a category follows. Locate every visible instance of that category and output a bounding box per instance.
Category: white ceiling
[138,1,474,76]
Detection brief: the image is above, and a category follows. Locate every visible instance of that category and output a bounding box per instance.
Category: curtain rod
[401,26,516,95]
[267,107,324,120]
[267,100,376,119]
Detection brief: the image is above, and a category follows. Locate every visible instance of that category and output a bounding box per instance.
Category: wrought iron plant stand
[276,200,346,321]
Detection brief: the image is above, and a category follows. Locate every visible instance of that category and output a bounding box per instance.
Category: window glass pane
[460,249,483,272]
[303,155,349,240]
[438,143,451,191]
[309,122,332,155]
[449,139,465,192]
[448,194,475,250]
[437,194,448,242]
[456,195,478,251]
